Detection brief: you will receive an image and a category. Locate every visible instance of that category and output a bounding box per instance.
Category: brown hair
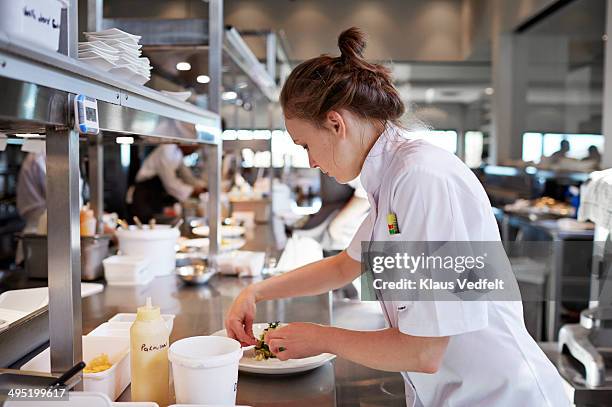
[280,27,405,127]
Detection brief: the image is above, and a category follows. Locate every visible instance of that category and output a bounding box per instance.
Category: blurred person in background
[129,144,206,223]
[548,140,570,164]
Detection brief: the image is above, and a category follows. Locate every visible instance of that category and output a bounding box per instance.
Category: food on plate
[84,353,113,373]
[254,321,281,361]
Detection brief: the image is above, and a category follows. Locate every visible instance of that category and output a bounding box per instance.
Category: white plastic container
[0,0,65,51]
[108,312,175,334]
[88,322,132,337]
[169,336,242,405]
[21,336,130,401]
[116,226,180,276]
[5,391,159,407]
[103,255,152,286]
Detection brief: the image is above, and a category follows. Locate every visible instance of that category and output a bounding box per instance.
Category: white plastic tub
[21,336,130,401]
[116,226,179,277]
[0,0,65,51]
[108,313,174,334]
[169,336,242,405]
[103,255,152,286]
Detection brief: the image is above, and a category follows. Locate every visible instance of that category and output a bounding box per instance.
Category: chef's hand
[264,322,328,361]
[225,287,257,346]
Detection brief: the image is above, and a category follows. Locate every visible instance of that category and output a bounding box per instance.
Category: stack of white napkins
[217,250,265,277]
[79,28,152,85]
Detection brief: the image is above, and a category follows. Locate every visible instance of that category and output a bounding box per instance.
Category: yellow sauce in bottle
[130,297,169,406]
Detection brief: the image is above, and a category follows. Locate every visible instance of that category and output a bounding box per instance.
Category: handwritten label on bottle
[140,342,168,352]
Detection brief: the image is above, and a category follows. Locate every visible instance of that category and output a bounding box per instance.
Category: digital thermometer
[73,94,100,135]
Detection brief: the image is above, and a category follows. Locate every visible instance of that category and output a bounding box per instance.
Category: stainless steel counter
[79,224,406,406]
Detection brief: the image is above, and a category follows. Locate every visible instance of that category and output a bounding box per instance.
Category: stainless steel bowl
[175,252,207,267]
[175,264,216,285]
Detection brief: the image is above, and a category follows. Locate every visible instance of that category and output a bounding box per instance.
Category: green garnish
[254,321,281,361]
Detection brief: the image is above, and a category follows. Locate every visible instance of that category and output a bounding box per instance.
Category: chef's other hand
[225,287,257,346]
[264,322,328,361]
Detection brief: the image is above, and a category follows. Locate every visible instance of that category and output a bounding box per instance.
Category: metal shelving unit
[0,0,224,378]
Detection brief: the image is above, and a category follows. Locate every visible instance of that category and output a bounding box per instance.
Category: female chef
[225,28,568,406]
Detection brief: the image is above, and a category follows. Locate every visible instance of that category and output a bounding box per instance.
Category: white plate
[79,56,118,71]
[79,50,120,60]
[79,41,119,54]
[85,28,141,40]
[180,237,246,252]
[161,90,192,102]
[192,225,246,238]
[211,323,336,375]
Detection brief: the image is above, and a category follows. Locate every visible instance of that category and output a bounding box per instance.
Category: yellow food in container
[84,353,113,373]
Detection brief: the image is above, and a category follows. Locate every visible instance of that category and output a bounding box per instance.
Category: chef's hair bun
[338,27,367,63]
[280,27,405,125]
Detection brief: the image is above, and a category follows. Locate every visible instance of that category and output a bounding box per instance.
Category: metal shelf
[0,38,220,144]
[0,0,224,377]
[102,18,280,103]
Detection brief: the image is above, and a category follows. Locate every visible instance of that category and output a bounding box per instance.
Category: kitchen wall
[104,0,466,62]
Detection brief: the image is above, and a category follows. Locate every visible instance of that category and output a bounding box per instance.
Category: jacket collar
[359,123,404,197]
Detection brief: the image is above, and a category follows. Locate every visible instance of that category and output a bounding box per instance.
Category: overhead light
[425,88,435,104]
[197,75,210,84]
[237,82,248,89]
[116,136,134,145]
[484,87,494,96]
[222,91,238,101]
[176,62,191,71]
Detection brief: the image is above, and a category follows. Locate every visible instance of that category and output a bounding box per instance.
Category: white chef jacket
[346,124,569,407]
[17,152,84,232]
[135,144,205,202]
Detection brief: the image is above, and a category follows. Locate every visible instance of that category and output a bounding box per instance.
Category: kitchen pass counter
[81,225,405,406]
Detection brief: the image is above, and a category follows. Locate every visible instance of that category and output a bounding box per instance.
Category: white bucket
[116,226,179,277]
[169,336,242,405]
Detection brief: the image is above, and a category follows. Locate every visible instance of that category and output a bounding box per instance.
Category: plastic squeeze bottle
[79,204,96,236]
[130,297,169,405]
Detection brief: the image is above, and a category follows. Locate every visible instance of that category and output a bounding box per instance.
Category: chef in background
[16,149,84,263]
[129,143,206,223]
[548,140,570,164]
[582,145,601,168]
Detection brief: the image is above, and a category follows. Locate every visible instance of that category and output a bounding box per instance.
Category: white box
[21,336,130,401]
[5,391,159,407]
[0,0,65,51]
[88,322,132,338]
[103,255,152,286]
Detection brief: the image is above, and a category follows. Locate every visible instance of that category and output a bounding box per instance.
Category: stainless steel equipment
[21,234,111,281]
[558,173,612,393]
[175,263,216,285]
